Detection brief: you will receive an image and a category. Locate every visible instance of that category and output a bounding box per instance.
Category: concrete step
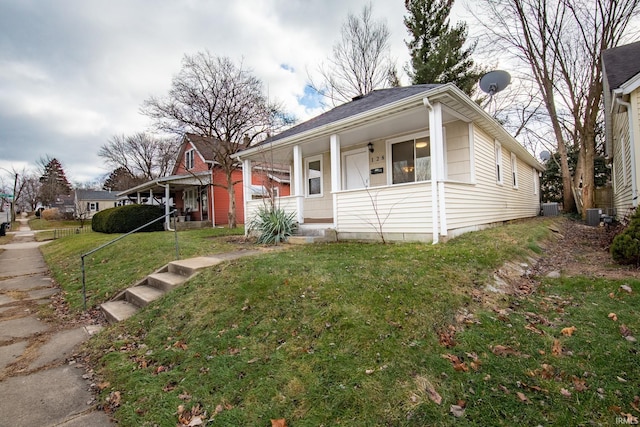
[125,285,165,307]
[101,300,140,322]
[147,272,186,292]
[168,257,225,277]
[288,235,331,245]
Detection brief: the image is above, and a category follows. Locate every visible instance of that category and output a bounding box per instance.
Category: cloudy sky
[0,0,470,185]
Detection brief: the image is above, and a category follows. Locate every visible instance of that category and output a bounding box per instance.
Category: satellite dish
[479,70,511,95]
[539,150,551,161]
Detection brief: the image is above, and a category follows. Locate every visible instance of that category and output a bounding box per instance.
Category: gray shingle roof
[75,189,119,200]
[262,84,441,144]
[602,40,640,90]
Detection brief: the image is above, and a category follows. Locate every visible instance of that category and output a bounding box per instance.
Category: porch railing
[80,209,178,311]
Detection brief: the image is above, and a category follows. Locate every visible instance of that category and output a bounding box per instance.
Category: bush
[247,206,298,245]
[92,204,166,234]
[41,208,61,221]
[611,209,640,265]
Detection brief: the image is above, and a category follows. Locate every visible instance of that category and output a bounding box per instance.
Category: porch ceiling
[252,106,462,162]
[118,173,211,198]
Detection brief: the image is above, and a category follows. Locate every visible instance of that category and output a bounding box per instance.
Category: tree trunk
[227,174,237,229]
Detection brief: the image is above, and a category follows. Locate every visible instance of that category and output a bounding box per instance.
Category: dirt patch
[532,217,640,281]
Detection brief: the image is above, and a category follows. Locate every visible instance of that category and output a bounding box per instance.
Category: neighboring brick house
[118,134,290,229]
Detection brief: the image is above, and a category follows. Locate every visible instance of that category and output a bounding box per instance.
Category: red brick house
[118,134,290,229]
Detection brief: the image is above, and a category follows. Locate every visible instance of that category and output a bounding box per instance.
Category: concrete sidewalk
[0,216,112,426]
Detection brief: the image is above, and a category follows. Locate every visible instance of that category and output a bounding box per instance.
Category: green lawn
[43,218,640,426]
[40,227,245,310]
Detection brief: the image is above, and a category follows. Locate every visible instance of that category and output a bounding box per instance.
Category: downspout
[423,97,439,244]
[158,183,174,231]
[614,96,638,207]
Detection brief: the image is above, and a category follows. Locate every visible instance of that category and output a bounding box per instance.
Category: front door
[343,149,369,190]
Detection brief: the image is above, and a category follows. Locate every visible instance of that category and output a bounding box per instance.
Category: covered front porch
[237,91,470,242]
[118,172,213,230]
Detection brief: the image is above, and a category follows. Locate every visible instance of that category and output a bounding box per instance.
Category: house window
[184,188,198,211]
[532,167,539,195]
[305,156,323,197]
[495,141,503,185]
[87,202,99,211]
[511,153,518,188]
[185,149,195,170]
[391,136,430,184]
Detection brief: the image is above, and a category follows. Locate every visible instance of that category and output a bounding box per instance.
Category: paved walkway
[0,216,112,426]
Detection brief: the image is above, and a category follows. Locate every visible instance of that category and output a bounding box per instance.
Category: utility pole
[11,172,17,223]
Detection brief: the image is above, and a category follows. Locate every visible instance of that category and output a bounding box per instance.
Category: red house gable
[172,134,290,225]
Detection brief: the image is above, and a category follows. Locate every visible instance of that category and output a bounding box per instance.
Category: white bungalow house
[234,84,544,243]
[602,40,640,218]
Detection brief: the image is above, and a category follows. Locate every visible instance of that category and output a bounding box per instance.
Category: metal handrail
[80,209,179,310]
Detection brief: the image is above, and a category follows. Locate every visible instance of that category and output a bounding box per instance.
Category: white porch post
[242,159,252,233]
[137,192,141,204]
[164,183,170,230]
[426,98,447,243]
[330,134,341,226]
[293,144,304,224]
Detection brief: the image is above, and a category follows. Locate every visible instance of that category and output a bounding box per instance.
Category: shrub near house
[92,205,165,233]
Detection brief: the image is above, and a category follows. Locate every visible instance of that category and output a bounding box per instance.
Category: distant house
[74,189,122,218]
[234,83,543,243]
[52,194,75,218]
[602,40,640,218]
[118,134,290,229]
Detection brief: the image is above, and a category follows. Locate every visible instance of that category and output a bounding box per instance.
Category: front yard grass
[40,227,244,310]
[45,218,640,425]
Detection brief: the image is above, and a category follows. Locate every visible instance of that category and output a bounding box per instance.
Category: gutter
[614,94,638,207]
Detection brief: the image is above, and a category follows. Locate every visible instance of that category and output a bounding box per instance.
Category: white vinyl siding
[611,95,634,213]
[445,128,539,233]
[335,182,432,236]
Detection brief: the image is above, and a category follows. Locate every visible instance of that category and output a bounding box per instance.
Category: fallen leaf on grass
[442,354,469,372]
[620,324,632,337]
[450,404,465,417]
[97,381,110,390]
[425,382,442,405]
[561,326,576,336]
[516,392,530,404]
[621,285,633,293]
[572,376,588,392]
[491,345,521,357]
[271,419,287,427]
[608,313,618,321]
[560,388,572,397]
[525,323,544,335]
[551,339,562,356]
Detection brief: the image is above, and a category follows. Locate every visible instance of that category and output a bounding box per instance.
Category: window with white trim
[495,141,503,184]
[390,136,430,184]
[305,156,323,197]
[511,152,518,188]
[185,149,195,170]
[184,188,198,211]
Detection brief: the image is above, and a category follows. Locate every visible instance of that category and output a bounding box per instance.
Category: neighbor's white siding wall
[444,125,539,235]
[611,90,635,216]
[335,182,433,239]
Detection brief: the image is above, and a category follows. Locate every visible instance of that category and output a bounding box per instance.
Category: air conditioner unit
[541,203,559,217]
[586,208,601,226]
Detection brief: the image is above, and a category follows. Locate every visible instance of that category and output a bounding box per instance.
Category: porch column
[137,192,141,204]
[242,158,252,228]
[164,183,171,230]
[330,134,341,226]
[293,144,304,224]
[425,98,447,243]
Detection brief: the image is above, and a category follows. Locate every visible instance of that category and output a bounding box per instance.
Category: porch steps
[288,227,337,245]
[100,250,263,323]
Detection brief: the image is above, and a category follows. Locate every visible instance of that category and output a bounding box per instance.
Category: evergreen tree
[404,0,483,95]
[38,157,72,206]
[103,167,144,192]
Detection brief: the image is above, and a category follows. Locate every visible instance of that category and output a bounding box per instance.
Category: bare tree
[98,132,178,181]
[475,0,639,216]
[308,3,396,106]
[18,173,41,212]
[142,52,292,228]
